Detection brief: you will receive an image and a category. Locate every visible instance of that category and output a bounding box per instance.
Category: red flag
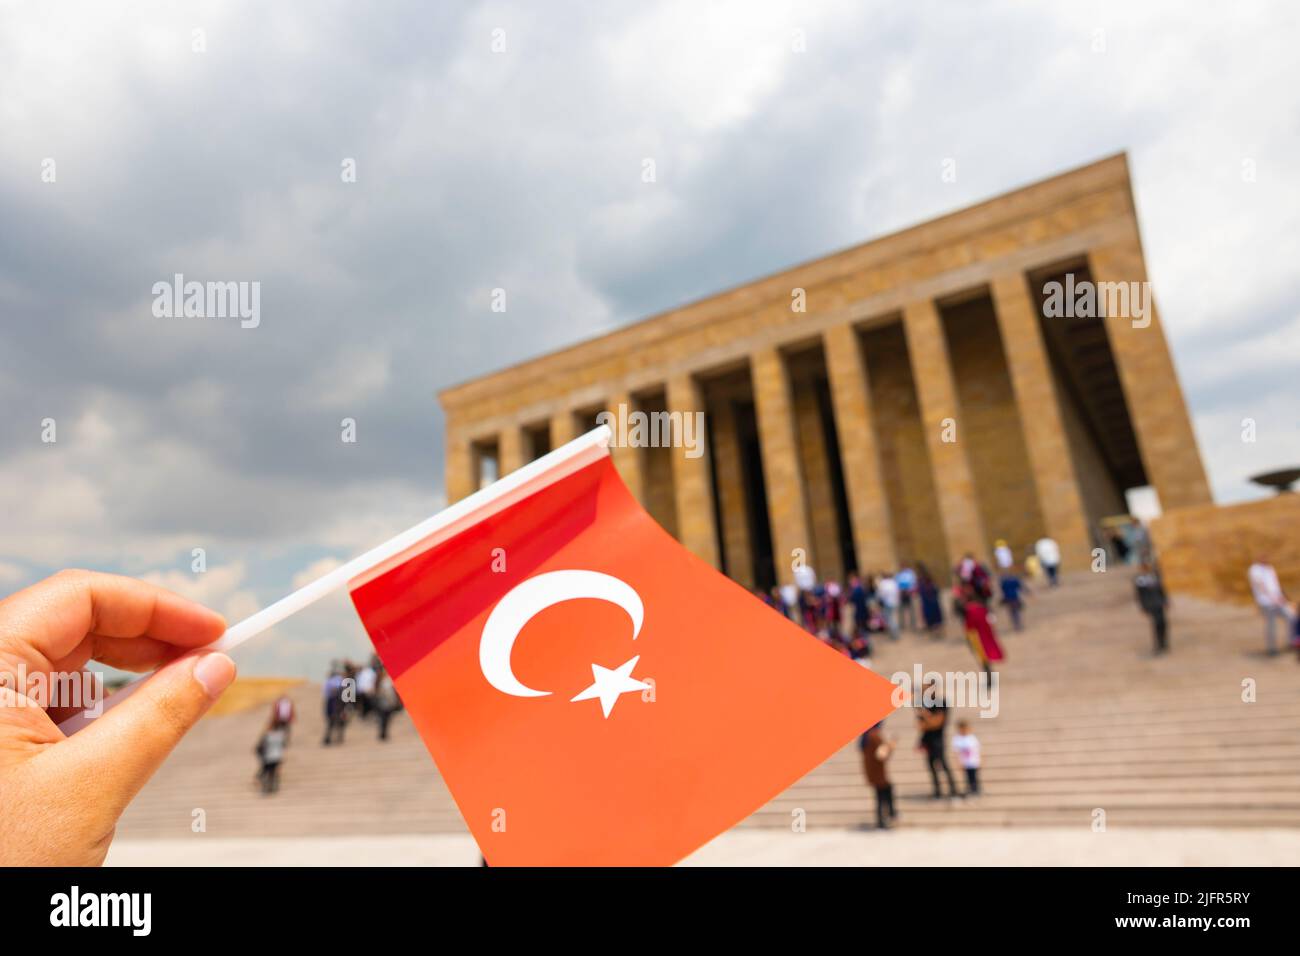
[349,450,896,865]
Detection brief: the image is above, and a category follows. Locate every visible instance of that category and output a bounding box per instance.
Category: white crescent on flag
[478,569,645,700]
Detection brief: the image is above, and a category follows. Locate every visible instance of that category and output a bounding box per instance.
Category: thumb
[56,651,236,816]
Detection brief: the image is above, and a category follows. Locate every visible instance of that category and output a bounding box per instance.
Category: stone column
[603,392,645,503]
[793,383,844,583]
[823,322,897,573]
[751,346,815,584]
[665,374,720,567]
[990,272,1092,569]
[549,410,577,450]
[709,397,756,588]
[902,298,989,566]
[1088,234,1212,511]
[444,430,475,505]
[498,425,525,477]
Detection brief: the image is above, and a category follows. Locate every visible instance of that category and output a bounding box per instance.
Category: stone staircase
[116,570,1300,840]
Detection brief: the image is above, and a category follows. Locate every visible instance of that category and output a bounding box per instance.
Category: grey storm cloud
[0,0,1297,674]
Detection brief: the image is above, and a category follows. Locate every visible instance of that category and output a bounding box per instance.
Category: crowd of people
[752,535,1068,675]
[752,537,1069,829]
[765,533,1299,831]
[321,655,403,746]
[254,654,404,796]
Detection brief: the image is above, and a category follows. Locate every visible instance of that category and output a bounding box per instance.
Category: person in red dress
[961,584,1005,675]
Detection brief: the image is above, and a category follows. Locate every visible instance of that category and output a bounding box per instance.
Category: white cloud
[296,347,392,411]
[292,556,343,590]
[0,561,27,589]
[138,561,260,624]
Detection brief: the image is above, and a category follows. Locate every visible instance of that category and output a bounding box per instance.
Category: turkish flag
[349,453,897,865]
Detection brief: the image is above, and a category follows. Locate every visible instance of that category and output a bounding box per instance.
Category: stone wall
[1151,495,1300,605]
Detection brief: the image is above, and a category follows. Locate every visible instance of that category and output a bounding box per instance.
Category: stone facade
[440,154,1212,589]
[1150,495,1300,606]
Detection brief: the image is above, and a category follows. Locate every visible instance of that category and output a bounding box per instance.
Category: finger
[0,658,108,729]
[24,634,182,727]
[0,684,63,752]
[0,570,226,672]
[41,636,185,682]
[81,635,193,673]
[50,651,236,816]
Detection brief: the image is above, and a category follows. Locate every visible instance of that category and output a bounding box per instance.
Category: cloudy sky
[1,0,1297,675]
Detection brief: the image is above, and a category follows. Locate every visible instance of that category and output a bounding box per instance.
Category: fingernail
[193,653,236,699]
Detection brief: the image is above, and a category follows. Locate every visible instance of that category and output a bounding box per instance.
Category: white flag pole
[57,424,612,735]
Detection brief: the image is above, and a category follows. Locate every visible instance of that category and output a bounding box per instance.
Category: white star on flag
[570,655,650,718]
